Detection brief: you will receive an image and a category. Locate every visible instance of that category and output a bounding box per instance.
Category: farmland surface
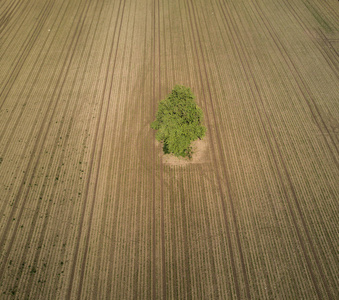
[1,0,338,299]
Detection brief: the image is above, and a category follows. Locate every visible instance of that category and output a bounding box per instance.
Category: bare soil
[160,136,209,166]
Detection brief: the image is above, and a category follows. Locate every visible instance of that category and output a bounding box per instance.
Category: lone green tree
[151,85,206,158]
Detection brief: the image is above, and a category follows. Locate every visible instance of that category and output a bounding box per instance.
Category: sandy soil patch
[157,135,209,166]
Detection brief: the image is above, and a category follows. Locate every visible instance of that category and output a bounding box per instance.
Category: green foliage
[151,85,206,158]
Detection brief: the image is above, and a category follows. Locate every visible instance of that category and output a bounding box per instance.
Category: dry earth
[0,0,338,299]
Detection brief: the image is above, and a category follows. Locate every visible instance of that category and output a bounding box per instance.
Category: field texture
[1,0,338,299]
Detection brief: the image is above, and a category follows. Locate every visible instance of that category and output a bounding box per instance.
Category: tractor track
[20,0,106,298]
[220,0,336,297]
[65,0,126,298]
[0,0,88,270]
[0,0,55,107]
[0,0,72,225]
[185,0,251,298]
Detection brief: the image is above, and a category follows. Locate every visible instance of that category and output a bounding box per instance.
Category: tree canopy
[151,85,206,158]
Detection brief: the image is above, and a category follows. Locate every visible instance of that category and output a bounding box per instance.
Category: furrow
[281,1,339,74]
[221,0,335,297]
[0,0,87,266]
[20,1,106,297]
[184,0,248,298]
[158,0,167,299]
[0,0,55,107]
[64,0,126,298]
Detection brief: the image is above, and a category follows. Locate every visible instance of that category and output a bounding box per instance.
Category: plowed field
[1,0,338,298]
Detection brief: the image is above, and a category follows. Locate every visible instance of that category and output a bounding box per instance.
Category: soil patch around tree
[157,135,209,166]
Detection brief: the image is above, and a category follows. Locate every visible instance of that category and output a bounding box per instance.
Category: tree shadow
[163,142,170,154]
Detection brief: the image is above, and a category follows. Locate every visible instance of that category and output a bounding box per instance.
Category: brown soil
[158,135,209,166]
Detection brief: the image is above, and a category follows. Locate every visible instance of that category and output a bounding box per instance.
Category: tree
[151,85,206,158]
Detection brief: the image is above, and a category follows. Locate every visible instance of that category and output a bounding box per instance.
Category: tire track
[48,7,116,298]
[204,1,307,296]
[0,0,18,15]
[183,0,248,298]
[219,0,334,297]
[0,0,13,16]
[100,1,135,298]
[0,0,18,21]
[19,1,105,297]
[179,0,235,296]
[274,115,339,266]
[168,168,179,298]
[255,4,339,155]
[0,0,22,33]
[252,1,339,155]
[0,0,33,61]
[104,1,139,296]
[152,0,157,298]
[218,0,325,296]
[0,0,87,263]
[1,1,73,198]
[166,0,176,87]
[0,0,29,38]
[89,2,128,297]
[162,8,182,294]
[0,0,55,108]
[197,1,274,297]
[65,0,126,298]
[247,2,339,258]
[176,0,193,88]
[248,0,338,292]
[132,4,149,298]
[0,1,91,292]
[280,1,339,76]
[0,0,69,158]
[0,0,79,283]
[220,1,324,296]
[178,176,192,297]
[196,165,220,299]
[0,0,71,221]
[242,1,339,259]
[310,0,339,30]
[158,0,166,298]
[323,0,339,20]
